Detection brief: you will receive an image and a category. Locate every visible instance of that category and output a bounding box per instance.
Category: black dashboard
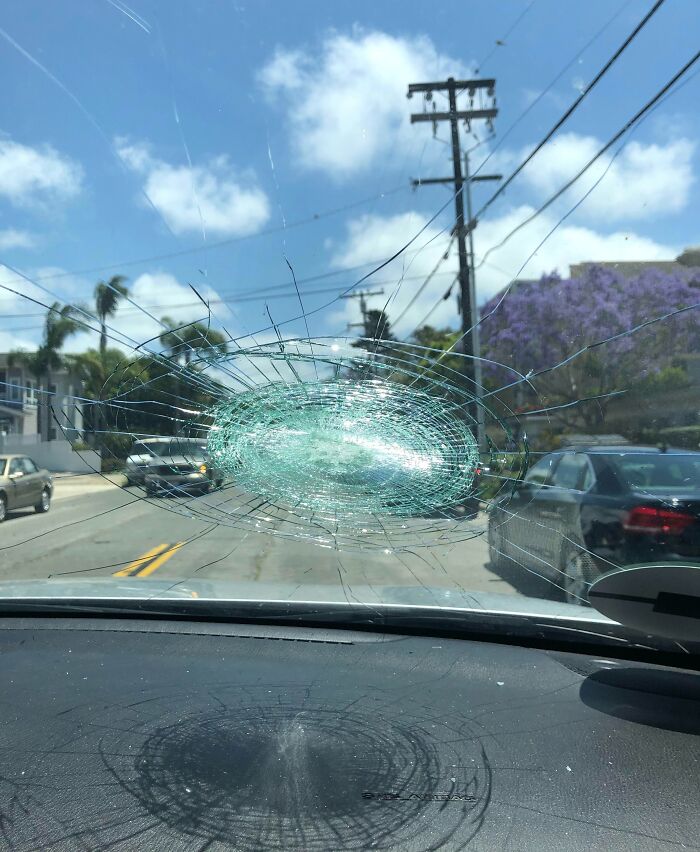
[0,616,698,850]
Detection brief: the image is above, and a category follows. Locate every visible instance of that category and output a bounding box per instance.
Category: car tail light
[623,505,696,535]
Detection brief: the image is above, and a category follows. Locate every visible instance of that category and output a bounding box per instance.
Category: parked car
[0,455,52,522]
[487,446,700,604]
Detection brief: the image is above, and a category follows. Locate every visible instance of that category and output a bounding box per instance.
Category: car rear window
[610,454,700,493]
[0,460,5,476]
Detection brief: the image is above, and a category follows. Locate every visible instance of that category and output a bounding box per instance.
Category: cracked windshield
[1,0,699,629]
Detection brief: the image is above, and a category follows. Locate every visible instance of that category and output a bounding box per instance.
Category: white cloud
[329,207,676,336]
[0,138,83,207]
[0,229,34,250]
[115,139,270,237]
[259,29,471,177]
[509,133,695,222]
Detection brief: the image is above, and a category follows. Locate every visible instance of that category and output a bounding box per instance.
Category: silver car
[125,438,213,486]
[0,455,53,522]
[144,454,223,496]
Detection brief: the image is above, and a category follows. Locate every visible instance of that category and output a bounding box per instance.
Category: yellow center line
[136,541,186,577]
[113,543,169,577]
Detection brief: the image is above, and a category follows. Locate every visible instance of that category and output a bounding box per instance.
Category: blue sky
[0,0,698,353]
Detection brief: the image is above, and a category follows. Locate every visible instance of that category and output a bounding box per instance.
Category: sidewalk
[52,472,127,501]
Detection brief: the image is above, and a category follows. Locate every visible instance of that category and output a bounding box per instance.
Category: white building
[0,353,84,441]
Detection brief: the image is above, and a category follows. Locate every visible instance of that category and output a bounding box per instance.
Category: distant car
[487,445,700,604]
[0,455,52,522]
[124,438,175,485]
[144,453,224,497]
[125,438,221,487]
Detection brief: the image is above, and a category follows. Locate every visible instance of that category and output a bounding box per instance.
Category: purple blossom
[479,265,700,427]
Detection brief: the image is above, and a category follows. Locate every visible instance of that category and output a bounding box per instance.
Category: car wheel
[0,494,6,523]
[35,488,51,514]
[560,543,595,606]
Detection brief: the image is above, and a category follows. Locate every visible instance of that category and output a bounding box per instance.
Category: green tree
[389,324,465,392]
[159,317,228,364]
[67,347,147,441]
[94,275,129,355]
[350,309,395,352]
[348,309,397,378]
[10,302,85,441]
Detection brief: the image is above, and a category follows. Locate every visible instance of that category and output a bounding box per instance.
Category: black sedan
[487,445,700,604]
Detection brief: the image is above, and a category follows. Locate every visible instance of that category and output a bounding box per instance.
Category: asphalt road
[0,483,547,602]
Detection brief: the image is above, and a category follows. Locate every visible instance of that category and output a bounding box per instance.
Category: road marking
[113,543,169,577]
[136,541,186,577]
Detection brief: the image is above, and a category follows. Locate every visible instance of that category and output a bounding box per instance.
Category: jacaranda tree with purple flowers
[478,265,700,430]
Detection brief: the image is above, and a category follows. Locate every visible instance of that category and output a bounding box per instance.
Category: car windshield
[1,1,699,652]
[132,440,206,459]
[0,460,6,476]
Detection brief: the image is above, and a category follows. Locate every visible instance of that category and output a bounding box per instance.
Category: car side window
[8,458,23,476]
[22,458,39,474]
[524,456,556,486]
[552,454,589,490]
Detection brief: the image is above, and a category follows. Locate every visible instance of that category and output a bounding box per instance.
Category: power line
[0,271,459,321]
[470,0,632,178]
[390,235,455,328]
[476,44,700,270]
[475,0,537,75]
[403,277,458,337]
[0,184,409,287]
[474,0,666,221]
[0,242,454,309]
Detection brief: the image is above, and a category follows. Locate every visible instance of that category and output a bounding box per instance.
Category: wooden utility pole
[408,77,498,446]
[341,288,385,330]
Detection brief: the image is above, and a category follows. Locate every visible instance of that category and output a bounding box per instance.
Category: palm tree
[10,302,85,441]
[159,317,228,365]
[94,275,129,355]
